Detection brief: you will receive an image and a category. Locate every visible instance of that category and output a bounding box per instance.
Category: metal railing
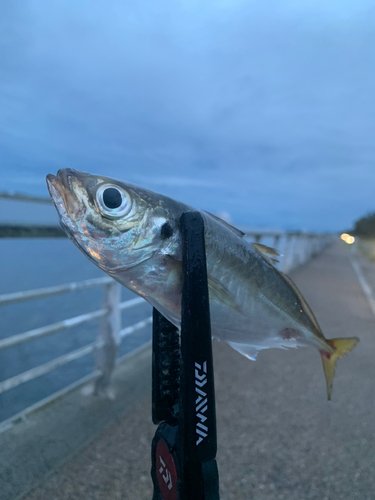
[0,277,151,427]
[244,231,333,273]
[0,230,333,430]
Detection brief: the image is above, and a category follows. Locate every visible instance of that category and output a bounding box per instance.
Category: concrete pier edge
[0,343,152,500]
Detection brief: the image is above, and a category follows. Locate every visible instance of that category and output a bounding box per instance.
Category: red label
[155,438,178,500]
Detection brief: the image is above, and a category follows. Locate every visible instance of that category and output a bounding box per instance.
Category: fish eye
[95,184,132,219]
[103,187,122,209]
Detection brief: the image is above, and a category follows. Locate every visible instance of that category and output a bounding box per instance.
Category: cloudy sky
[0,0,374,231]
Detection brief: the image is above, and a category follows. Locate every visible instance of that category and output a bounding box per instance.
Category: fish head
[46,168,183,273]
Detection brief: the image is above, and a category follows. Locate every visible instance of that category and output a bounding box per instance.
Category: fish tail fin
[320,337,359,401]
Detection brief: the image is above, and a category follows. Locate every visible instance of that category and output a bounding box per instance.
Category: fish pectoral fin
[164,253,182,262]
[226,341,261,360]
[252,243,280,256]
[208,276,242,314]
[320,337,359,401]
[252,243,280,263]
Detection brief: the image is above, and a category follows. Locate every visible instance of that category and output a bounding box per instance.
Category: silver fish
[46,168,358,399]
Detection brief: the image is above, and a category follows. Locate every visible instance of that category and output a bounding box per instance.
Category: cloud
[133,175,227,188]
[0,0,374,231]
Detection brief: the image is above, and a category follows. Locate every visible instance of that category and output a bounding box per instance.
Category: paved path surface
[22,241,375,500]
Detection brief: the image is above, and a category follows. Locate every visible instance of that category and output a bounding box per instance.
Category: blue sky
[0,0,374,231]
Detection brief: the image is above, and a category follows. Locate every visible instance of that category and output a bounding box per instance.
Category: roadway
[21,241,375,499]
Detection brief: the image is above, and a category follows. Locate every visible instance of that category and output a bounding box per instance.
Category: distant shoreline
[0,192,52,204]
[0,224,66,238]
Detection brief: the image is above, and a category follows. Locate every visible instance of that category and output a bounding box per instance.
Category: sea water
[0,238,151,423]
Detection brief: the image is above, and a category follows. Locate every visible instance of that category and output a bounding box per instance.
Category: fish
[46,168,359,400]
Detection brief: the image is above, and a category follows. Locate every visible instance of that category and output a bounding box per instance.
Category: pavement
[21,241,375,500]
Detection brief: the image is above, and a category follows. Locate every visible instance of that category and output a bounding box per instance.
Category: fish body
[46,169,358,399]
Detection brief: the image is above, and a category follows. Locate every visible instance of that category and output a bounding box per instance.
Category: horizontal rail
[119,297,145,310]
[0,309,107,351]
[0,277,112,307]
[0,341,100,395]
[0,340,152,433]
[244,232,332,239]
[0,315,153,395]
[0,370,101,435]
[120,316,152,338]
[0,297,146,351]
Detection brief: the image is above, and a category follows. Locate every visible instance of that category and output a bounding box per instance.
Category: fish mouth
[47,168,77,198]
[46,169,85,230]
[46,173,68,217]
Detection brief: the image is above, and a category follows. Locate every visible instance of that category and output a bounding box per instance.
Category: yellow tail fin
[320,337,359,401]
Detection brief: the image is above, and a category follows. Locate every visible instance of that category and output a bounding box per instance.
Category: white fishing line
[350,258,375,318]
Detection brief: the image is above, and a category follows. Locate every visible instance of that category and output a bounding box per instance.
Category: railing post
[300,236,308,265]
[273,235,280,250]
[282,235,294,272]
[94,280,122,397]
[307,235,314,260]
[293,234,301,268]
[320,236,325,252]
[310,236,317,258]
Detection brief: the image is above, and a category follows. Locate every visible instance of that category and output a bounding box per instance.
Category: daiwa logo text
[195,361,208,445]
[158,456,173,491]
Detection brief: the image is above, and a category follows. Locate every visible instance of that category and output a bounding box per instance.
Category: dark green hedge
[352,212,375,237]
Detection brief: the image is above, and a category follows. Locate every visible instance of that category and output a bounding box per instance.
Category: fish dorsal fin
[203,211,245,238]
[208,275,242,314]
[281,272,323,335]
[252,243,280,263]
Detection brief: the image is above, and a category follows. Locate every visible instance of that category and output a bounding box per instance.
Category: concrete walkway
[22,242,375,500]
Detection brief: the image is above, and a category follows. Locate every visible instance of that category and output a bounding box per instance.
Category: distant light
[341,233,355,245]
